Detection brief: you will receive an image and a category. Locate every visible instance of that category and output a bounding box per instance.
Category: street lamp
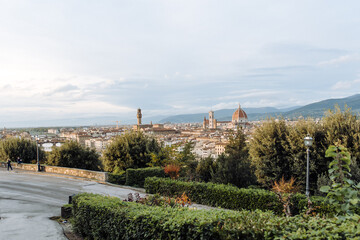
[36,136,41,172]
[304,135,313,198]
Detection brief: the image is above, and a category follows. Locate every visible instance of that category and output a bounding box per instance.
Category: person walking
[7,158,13,171]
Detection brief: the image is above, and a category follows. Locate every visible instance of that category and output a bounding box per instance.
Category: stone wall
[2,162,108,182]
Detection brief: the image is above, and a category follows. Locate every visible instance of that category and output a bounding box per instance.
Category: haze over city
[1,1,360,126]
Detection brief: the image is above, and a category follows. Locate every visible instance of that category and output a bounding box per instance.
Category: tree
[285,119,327,192]
[148,145,177,167]
[212,129,256,188]
[0,137,45,163]
[249,119,292,188]
[196,156,217,182]
[248,106,360,191]
[47,141,101,171]
[102,131,161,173]
[322,105,360,165]
[175,141,197,180]
[175,141,196,165]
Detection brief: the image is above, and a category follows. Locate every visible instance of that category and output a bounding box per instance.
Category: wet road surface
[0,168,145,240]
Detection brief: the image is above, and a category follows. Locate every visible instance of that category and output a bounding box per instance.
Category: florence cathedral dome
[232,104,248,123]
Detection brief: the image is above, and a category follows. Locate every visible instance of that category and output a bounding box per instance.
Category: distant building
[232,104,248,126]
[48,128,59,134]
[137,108,142,125]
[215,142,227,156]
[133,108,178,135]
[203,104,248,129]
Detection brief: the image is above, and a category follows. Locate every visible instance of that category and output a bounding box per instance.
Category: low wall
[1,162,108,182]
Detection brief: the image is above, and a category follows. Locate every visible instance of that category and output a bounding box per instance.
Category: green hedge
[125,167,165,187]
[144,177,360,216]
[72,193,360,240]
[144,177,283,214]
[108,173,126,185]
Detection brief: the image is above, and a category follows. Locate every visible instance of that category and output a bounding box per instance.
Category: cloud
[243,73,283,78]
[218,89,281,101]
[252,65,313,73]
[212,102,239,110]
[318,54,360,66]
[46,84,79,95]
[331,79,360,90]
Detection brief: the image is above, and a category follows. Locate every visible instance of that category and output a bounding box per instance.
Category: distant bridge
[37,139,66,151]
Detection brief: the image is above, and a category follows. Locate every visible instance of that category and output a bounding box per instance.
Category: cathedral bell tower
[209,111,215,129]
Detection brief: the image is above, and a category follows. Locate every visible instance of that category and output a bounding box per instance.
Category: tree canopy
[249,106,360,190]
[212,129,256,188]
[47,140,101,171]
[102,131,161,173]
[0,137,45,163]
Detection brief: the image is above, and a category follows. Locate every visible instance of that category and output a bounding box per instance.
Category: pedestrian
[17,156,22,164]
[7,158,13,171]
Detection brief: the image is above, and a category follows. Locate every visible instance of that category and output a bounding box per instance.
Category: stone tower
[137,108,142,125]
[209,111,214,129]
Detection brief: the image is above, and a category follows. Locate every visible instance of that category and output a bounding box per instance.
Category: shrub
[320,144,360,217]
[125,167,165,187]
[71,193,360,240]
[108,172,126,185]
[272,177,300,217]
[164,164,180,179]
[290,194,338,217]
[145,177,360,216]
[144,177,283,214]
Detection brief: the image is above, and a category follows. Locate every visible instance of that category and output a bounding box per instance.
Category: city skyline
[1,1,360,126]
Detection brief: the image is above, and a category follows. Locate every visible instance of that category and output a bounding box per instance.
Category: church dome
[232,105,248,122]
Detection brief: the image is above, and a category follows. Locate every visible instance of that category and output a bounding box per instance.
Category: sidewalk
[0,165,146,193]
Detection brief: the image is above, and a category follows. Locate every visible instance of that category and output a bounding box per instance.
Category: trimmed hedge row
[108,173,126,185]
[72,193,360,240]
[125,167,165,187]
[144,177,359,216]
[144,177,283,214]
[107,167,165,187]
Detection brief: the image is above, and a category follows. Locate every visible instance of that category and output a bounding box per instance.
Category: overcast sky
[1,1,360,125]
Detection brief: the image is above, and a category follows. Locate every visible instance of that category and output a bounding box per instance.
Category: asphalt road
[0,168,146,240]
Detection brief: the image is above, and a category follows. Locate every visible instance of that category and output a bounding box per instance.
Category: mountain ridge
[159,94,360,123]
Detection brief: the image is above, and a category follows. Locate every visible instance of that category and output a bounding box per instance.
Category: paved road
[0,168,146,240]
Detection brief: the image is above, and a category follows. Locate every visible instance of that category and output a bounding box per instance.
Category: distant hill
[5,94,360,128]
[159,106,300,123]
[282,94,360,119]
[159,94,360,123]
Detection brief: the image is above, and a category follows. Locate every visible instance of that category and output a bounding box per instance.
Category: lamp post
[304,135,313,198]
[36,136,40,172]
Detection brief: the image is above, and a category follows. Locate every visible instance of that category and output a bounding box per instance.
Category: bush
[164,164,180,179]
[125,167,165,187]
[145,177,360,216]
[290,194,338,216]
[144,177,283,214]
[108,172,126,185]
[72,193,360,240]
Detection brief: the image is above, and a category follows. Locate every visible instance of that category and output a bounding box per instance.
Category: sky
[1,0,360,126]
